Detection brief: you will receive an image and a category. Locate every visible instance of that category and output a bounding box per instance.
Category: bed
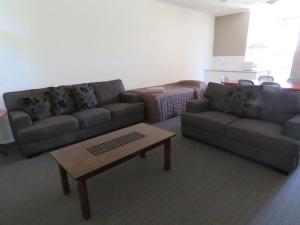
[129,80,207,122]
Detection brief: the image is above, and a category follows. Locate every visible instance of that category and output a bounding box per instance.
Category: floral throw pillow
[72,84,98,111]
[225,86,262,118]
[22,92,53,121]
[49,86,76,115]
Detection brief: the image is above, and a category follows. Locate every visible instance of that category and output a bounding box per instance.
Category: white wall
[0,0,214,142]
[291,30,300,77]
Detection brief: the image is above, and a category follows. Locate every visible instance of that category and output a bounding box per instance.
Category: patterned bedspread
[129,80,207,122]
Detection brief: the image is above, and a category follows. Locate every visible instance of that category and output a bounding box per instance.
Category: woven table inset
[87,132,145,156]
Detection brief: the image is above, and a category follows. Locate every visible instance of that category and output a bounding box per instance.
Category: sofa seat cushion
[18,115,79,143]
[226,119,300,157]
[103,103,144,120]
[72,108,111,129]
[181,111,240,136]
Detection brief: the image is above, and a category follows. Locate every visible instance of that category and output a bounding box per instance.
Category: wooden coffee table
[50,123,175,220]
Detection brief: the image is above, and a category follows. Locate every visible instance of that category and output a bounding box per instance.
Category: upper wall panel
[213,12,250,56]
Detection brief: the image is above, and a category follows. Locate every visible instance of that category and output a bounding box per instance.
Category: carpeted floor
[1,116,300,225]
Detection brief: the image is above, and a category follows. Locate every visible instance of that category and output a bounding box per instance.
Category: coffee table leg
[78,179,91,220]
[59,166,70,195]
[164,138,171,171]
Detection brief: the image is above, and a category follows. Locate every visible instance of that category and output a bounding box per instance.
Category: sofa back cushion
[72,83,98,111]
[49,86,77,115]
[22,92,53,121]
[224,85,262,118]
[260,90,300,124]
[91,79,125,106]
[4,88,50,111]
[204,82,230,112]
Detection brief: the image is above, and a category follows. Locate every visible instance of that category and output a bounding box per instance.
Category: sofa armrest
[283,115,300,140]
[186,97,211,113]
[9,110,32,131]
[120,92,141,103]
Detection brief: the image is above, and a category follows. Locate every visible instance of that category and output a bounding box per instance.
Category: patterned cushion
[22,92,53,121]
[72,83,98,111]
[49,86,76,115]
[225,86,262,118]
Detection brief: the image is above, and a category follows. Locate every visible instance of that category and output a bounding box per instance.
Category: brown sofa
[181,82,300,174]
[3,79,145,157]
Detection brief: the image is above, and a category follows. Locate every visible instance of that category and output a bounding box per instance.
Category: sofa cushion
[4,87,50,111]
[18,115,79,143]
[226,119,300,157]
[186,97,211,113]
[225,85,262,118]
[22,92,53,121]
[49,86,77,115]
[72,108,111,129]
[72,83,98,111]
[103,103,144,120]
[204,82,230,112]
[120,92,141,103]
[260,90,300,124]
[181,111,240,136]
[91,79,125,106]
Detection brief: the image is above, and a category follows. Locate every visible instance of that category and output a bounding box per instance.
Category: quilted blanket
[129,80,207,122]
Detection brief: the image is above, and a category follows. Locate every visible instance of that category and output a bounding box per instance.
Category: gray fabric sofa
[3,79,144,157]
[181,82,300,173]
